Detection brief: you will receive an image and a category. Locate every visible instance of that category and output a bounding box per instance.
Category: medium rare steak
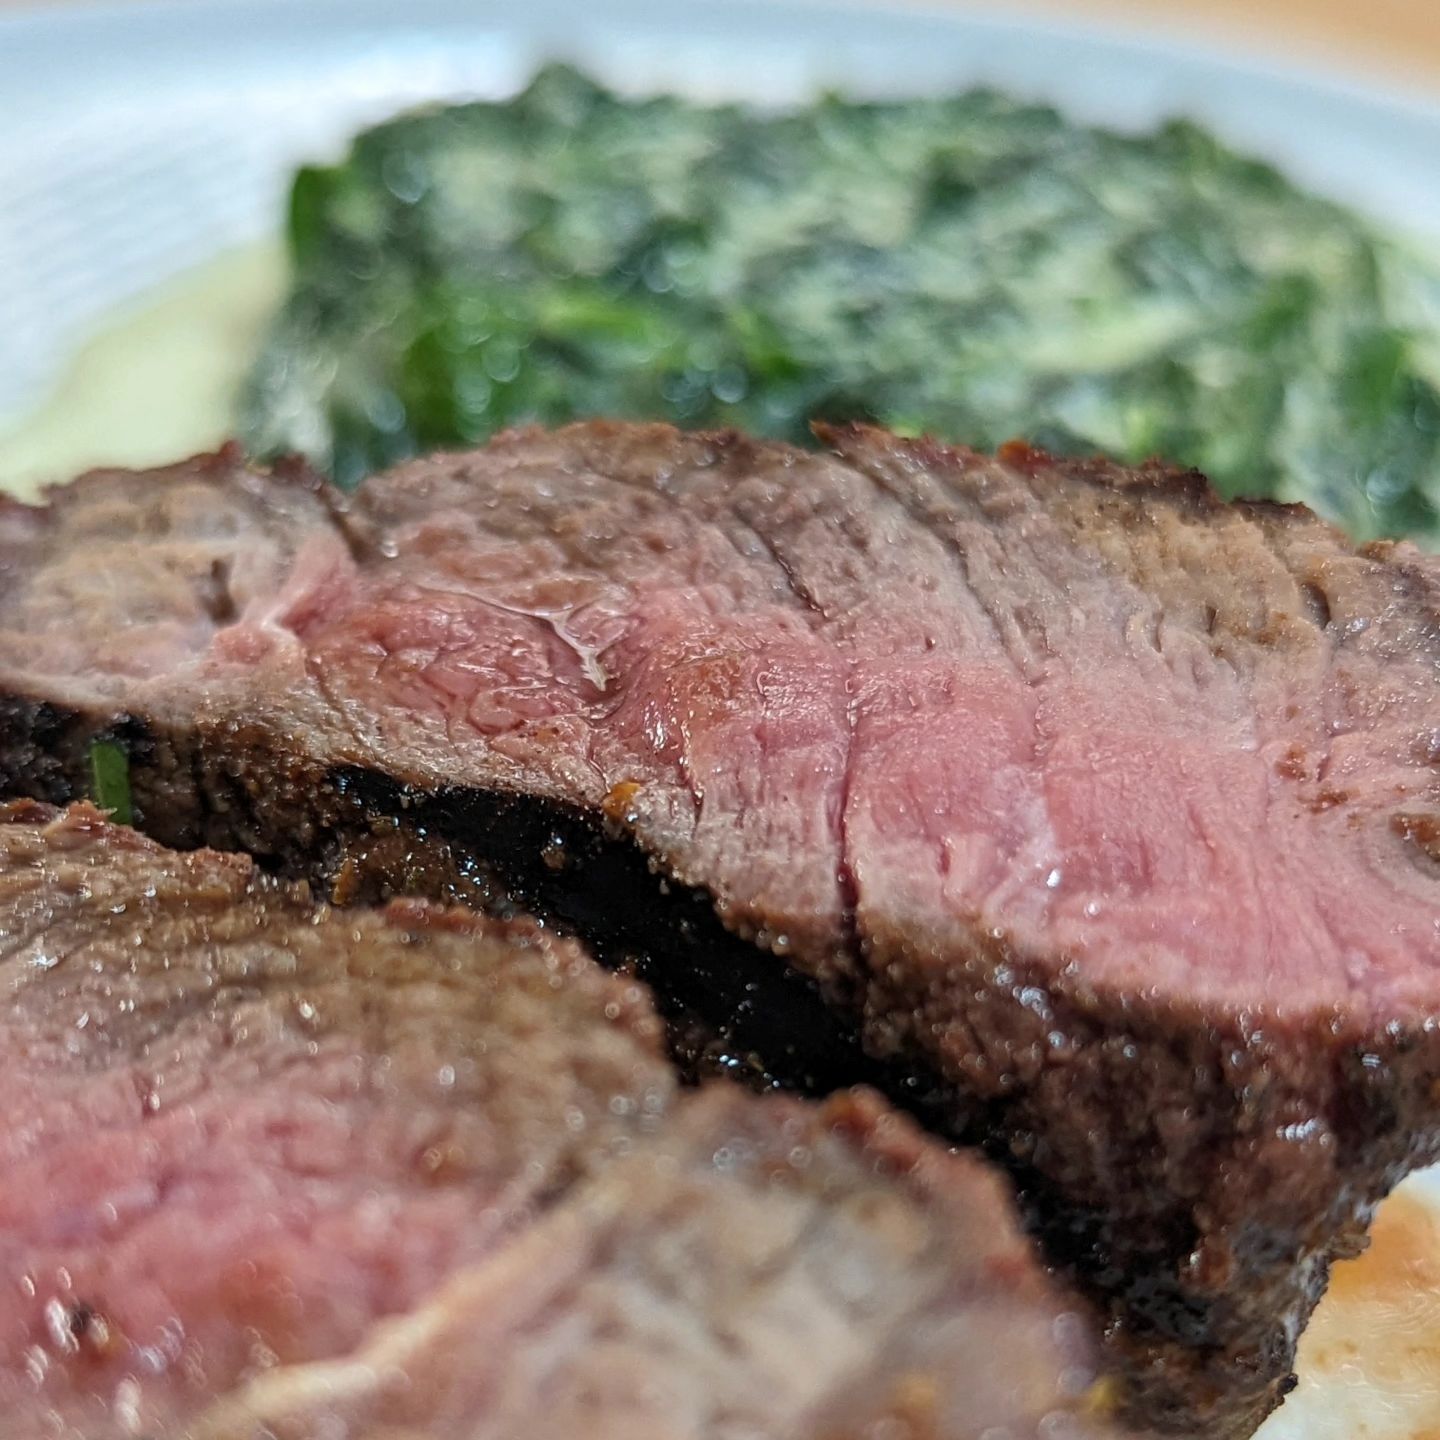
[1,424,1437,1436]
[0,799,1101,1440]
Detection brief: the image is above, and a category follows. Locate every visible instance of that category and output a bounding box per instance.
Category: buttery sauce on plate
[0,244,282,501]
[1261,1171,1440,1438]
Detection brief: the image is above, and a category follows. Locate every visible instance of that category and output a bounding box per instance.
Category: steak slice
[0,800,1102,1440]
[1,425,1437,1436]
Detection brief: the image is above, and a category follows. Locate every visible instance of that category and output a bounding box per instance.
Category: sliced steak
[0,800,1101,1440]
[1,424,1437,1437]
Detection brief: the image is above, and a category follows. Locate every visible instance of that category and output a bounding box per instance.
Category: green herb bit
[88,740,134,826]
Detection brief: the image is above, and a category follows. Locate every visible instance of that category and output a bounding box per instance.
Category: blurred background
[986,0,1440,86]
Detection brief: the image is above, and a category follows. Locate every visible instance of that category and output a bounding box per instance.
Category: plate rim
[3,0,1440,132]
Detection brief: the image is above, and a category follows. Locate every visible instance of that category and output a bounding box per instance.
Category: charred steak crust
[0,800,1107,1440]
[1,423,1437,1438]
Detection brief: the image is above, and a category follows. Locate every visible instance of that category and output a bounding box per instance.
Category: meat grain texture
[1,423,1437,1437]
[0,800,1102,1440]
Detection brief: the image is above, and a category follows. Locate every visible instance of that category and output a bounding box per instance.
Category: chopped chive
[88,740,133,826]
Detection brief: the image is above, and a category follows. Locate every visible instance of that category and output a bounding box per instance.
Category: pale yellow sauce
[1261,1174,1440,1439]
[0,243,284,502]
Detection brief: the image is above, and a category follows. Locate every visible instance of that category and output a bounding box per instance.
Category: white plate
[1,2,1438,1433]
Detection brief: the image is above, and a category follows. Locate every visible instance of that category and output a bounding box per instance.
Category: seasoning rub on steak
[0,799,1103,1440]
[1,424,1436,1438]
